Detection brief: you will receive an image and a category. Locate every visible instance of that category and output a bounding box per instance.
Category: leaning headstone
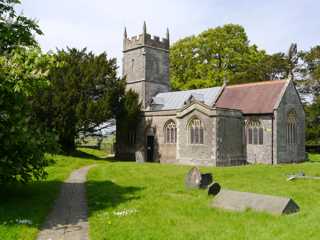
[135,151,144,163]
[208,182,221,196]
[200,173,213,189]
[211,189,299,215]
[185,167,201,188]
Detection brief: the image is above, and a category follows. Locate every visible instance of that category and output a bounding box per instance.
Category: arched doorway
[145,127,155,162]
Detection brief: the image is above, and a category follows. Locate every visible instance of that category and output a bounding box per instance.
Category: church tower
[123,22,170,109]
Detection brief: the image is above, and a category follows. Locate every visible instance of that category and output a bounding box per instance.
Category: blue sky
[19,0,319,70]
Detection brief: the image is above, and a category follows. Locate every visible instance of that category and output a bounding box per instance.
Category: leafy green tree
[298,45,320,145]
[0,0,43,54]
[32,48,127,153]
[0,0,56,184]
[260,52,290,80]
[305,97,320,144]
[115,89,141,159]
[170,24,271,89]
[0,48,56,184]
[170,24,294,90]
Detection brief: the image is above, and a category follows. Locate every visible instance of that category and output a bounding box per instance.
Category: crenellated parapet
[123,22,169,52]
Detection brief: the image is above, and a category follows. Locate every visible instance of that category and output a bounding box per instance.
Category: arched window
[287,111,297,145]
[246,120,263,145]
[164,120,176,144]
[188,118,204,144]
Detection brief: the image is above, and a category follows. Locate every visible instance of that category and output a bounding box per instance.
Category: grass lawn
[0,148,103,240]
[87,153,320,240]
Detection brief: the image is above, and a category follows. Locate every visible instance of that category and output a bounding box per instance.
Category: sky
[19,0,319,73]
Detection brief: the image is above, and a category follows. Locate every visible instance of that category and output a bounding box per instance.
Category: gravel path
[37,165,96,240]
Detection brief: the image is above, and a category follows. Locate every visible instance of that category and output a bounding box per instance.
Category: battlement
[123,22,169,51]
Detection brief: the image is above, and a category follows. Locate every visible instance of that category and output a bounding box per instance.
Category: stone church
[118,23,305,166]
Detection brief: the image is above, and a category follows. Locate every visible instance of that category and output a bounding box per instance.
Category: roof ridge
[156,86,221,95]
[226,80,287,88]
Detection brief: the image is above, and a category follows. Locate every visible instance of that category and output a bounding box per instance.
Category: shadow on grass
[308,160,320,163]
[0,181,63,227]
[86,180,143,215]
[0,180,142,230]
[70,149,116,162]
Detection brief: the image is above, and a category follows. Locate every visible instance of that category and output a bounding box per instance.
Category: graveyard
[1,1,319,239]
[1,148,319,240]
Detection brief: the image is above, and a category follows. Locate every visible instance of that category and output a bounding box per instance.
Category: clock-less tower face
[123,26,170,109]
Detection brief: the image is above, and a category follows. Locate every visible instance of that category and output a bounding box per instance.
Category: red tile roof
[215,80,287,114]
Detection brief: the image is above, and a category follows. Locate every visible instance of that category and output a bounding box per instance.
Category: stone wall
[245,115,273,164]
[133,111,178,163]
[123,46,146,107]
[216,110,246,166]
[274,81,305,163]
[177,107,216,166]
[123,47,145,83]
[123,32,170,109]
[123,34,169,52]
[176,104,245,166]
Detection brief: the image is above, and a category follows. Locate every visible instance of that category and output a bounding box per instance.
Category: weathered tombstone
[200,173,213,189]
[287,174,320,181]
[185,167,201,188]
[208,182,221,196]
[135,151,144,163]
[211,189,299,215]
[287,171,305,181]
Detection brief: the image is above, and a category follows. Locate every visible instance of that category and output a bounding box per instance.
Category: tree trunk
[59,135,75,154]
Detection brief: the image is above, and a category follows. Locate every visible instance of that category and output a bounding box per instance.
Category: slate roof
[215,80,287,114]
[151,87,222,110]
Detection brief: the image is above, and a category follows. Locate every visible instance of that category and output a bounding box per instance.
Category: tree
[32,48,126,153]
[0,0,43,54]
[305,97,320,144]
[115,89,141,159]
[170,24,271,90]
[287,43,298,80]
[260,52,290,80]
[0,0,56,184]
[0,48,56,184]
[299,45,320,98]
[298,45,320,145]
[170,24,295,90]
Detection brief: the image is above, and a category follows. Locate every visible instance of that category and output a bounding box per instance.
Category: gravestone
[135,151,144,163]
[185,167,201,188]
[211,189,299,215]
[208,182,221,196]
[200,173,213,189]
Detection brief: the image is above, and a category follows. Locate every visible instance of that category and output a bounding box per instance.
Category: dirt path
[37,165,96,240]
